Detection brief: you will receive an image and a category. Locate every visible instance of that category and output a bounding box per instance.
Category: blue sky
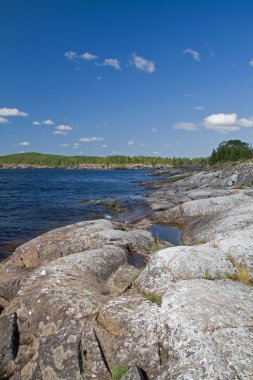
[1,0,253,157]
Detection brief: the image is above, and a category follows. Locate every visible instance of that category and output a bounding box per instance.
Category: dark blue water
[0,169,153,260]
[150,223,182,245]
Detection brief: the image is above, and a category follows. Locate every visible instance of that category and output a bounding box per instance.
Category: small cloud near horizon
[80,137,105,142]
[0,116,10,124]
[172,122,199,131]
[53,124,73,136]
[15,141,30,147]
[193,105,205,111]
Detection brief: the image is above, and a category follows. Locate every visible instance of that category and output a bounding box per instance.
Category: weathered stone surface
[96,295,161,380]
[121,366,147,380]
[157,280,253,380]
[211,226,253,277]
[0,313,19,378]
[136,245,236,297]
[1,245,134,378]
[2,219,153,270]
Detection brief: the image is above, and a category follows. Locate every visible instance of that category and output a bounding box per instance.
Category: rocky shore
[1,162,253,379]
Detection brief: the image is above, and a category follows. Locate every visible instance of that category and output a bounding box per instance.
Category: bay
[0,169,153,260]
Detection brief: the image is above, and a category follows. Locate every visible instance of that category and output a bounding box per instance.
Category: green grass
[142,293,161,306]
[111,365,128,380]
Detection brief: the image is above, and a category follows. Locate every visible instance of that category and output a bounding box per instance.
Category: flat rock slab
[158,280,253,380]
[136,245,235,297]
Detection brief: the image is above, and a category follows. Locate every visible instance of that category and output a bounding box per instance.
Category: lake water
[0,169,153,260]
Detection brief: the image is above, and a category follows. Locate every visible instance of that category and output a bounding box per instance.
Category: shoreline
[0,162,253,379]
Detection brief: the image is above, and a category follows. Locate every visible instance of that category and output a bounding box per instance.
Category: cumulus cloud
[64,51,77,60]
[80,136,105,142]
[163,144,172,148]
[80,52,97,60]
[151,128,158,132]
[53,124,73,136]
[172,122,199,131]
[183,48,201,61]
[32,121,40,126]
[193,105,205,111]
[0,116,9,124]
[101,144,108,148]
[16,141,30,146]
[132,53,155,73]
[0,107,28,116]
[249,58,253,68]
[204,113,237,126]
[100,59,121,70]
[127,140,135,145]
[59,144,69,147]
[203,113,253,133]
[42,119,54,125]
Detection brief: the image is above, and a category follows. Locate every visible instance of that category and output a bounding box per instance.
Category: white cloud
[80,136,105,142]
[53,124,73,136]
[238,117,253,127]
[96,76,102,80]
[138,142,146,146]
[101,144,108,148]
[0,116,9,124]
[151,128,158,132]
[64,51,77,60]
[16,141,30,146]
[42,119,54,125]
[32,121,40,125]
[101,58,121,70]
[172,122,199,131]
[204,113,237,126]
[203,113,253,133]
[132,53,155,73]
[183,48,201,61]
[73,143,81,148]
[249,58,253,68]
[193,105,205,111]
[163,144,172,148]
[80,52,97,60]
[153,151,160,155]
[0,107,28,116]
[59,144,69,147]
[127,140,135,145]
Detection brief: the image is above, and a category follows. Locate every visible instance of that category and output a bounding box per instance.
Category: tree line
[0,140,252,168]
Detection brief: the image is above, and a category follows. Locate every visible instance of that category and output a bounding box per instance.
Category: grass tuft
[111,365,128,380]
[142,293,161,306]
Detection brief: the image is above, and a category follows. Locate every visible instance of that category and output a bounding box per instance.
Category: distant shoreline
[0,163,172,170]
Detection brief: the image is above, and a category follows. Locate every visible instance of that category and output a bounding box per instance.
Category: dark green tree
[209,140,252,164]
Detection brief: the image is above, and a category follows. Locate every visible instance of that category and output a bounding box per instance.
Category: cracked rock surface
[1,162,253,379]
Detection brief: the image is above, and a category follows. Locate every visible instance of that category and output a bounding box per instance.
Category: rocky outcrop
[1,162,253,379]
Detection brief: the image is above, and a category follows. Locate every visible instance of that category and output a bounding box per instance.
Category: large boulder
[1,220,153,271]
